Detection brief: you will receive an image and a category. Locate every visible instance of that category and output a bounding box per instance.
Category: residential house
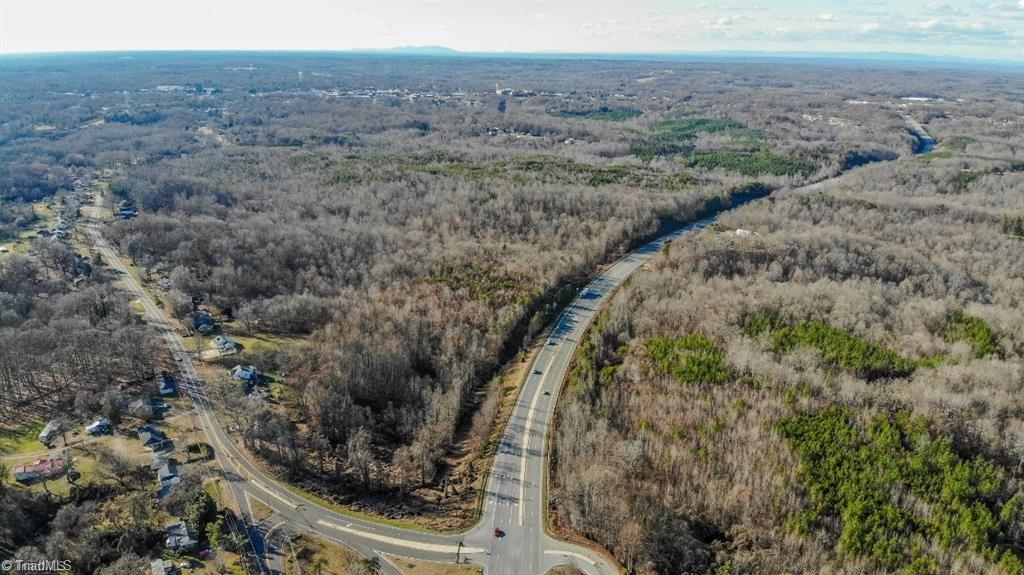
[230,364,258,384]
[137,425,170,451]
[85,418,110,436]
[156,372,176,396]
[212,335,239,355]
[128,397,154,421]
[193,311,215,334]
[12,459,66,483]
[150,559,178,575]
[164,521,198,550]
[150,451,170,470]
[38,419,62,447]
[156,459,180,500]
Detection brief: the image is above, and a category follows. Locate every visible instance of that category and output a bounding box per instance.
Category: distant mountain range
[347,45,1022,70]
[2,46,1019,71]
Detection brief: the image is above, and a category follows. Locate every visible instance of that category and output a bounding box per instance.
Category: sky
[1,0,1022,62]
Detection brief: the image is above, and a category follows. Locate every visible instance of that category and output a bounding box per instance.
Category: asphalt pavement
[84,196,718,575]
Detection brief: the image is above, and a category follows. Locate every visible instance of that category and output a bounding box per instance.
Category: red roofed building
[12,459,66,483]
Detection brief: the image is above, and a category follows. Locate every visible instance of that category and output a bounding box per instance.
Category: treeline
[553,118,1024,573]
[2,52,1021,530]
[0,255,156,419]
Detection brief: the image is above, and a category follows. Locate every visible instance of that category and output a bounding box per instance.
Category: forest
[0,52,1021,572]
[552,91,1024,574]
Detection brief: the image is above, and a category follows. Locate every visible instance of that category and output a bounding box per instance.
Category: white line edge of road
[518,348,559,526]
[84,209,269,574]
[316,519,485,555]
[544,549,598,566]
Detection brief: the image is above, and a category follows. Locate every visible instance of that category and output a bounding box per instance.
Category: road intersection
[84,197,712,575]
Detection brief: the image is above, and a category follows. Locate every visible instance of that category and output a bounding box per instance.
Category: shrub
[681,151,815,177]
[943,311,1001,358]
[644,334,732,384]
[745,313,916,379]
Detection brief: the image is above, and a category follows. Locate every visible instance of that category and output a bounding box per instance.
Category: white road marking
[250,478,299,509]
[316,519,484,554]
[519,349,559,525]
[544,549,598,566]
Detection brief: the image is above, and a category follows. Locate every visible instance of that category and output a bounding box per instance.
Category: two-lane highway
[481,217,718,575]
[83,191,720,575]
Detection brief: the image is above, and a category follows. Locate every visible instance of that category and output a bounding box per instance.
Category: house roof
[156,373,176,394]
[150,559,173,575]
[230,364,257,380]
[40,419,61,437]
[150,452,170,469]
[158,462,177,482]
[13,459,65,477]
[165,521,197,549]
[85,419,109,432]
[213,335,238,349]
[138,425,167,446]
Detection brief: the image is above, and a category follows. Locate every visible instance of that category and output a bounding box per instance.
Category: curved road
[82,114,930,575]
[83,198,710,575]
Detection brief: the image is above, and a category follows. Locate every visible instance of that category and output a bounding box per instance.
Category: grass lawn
[546,567,585,575]
[218,325,305,354]
[1,201,57,257]
[247,495,276,523]
[174,549,247,575]
[5,443,102,497]
[277,480,435,533]
[285,533,360,575]
[0,419,47,455]
[388,555,483,575]
[204,478,229,509]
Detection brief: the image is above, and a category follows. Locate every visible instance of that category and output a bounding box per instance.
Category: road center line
[519,340,560,525]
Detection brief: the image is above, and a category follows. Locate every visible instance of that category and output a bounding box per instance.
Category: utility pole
[456,541,463,563]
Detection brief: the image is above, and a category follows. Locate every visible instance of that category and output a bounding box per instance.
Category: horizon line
[1,46,1021,67]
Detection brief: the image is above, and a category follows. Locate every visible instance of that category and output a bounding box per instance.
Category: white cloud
[817,13,839,21]
[916,19,940,29]
[926,3,949,10]
[859,22,881,33]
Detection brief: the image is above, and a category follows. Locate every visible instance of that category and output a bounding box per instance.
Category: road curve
[83,194,714,575]
[83,114,932,575]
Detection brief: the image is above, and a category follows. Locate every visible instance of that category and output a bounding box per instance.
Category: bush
[552,106,641,121]
[681,151,815,176]
[944,311,1002,358]
[644,334,732,384]
[184,489,217,533]
[950,171,983,193]
[746,314,916,380]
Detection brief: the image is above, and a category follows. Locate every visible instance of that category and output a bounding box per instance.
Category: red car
[494,527,502,537]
